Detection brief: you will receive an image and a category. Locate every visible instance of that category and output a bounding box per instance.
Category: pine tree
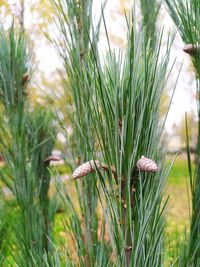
[164,0,200,265]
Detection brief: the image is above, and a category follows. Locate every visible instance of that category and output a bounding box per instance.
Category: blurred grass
[164,154,194,267]
[164,154,193,263]
[165,154,193,230]
[167,155,192,185]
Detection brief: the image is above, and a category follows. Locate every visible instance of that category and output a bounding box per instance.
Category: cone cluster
[72,155,158,180]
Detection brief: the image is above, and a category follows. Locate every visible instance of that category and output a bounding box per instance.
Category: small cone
[72,160,102,179]
[22,73,29,85]
[183,44,199,55]
[136,155,158,173]
[118,119,122,131]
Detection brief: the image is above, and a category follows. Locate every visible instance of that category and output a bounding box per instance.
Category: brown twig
[44,155,61,163]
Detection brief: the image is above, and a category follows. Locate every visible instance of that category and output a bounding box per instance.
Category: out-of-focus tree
[175,112,198,149]
[140,0,160,50]
[0,0,56,104]
[0,1,54,32]
[0,1,11,19]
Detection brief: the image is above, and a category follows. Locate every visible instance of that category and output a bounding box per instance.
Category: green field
[165,155,192,236]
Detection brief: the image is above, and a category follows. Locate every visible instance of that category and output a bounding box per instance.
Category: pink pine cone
[136,156,158,173]
[72,160,102,179]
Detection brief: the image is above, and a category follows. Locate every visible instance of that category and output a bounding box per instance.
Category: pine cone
[72,160,102,179]
[136,156,158,172]
[183,44,199,55]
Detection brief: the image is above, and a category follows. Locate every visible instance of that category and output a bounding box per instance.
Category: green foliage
[163,0,200,265]
[80,21,174,266]
[164,0,200,75]
[140,0,160,49]
[51,0,176,264]
[0,23,57,266]
[51,0,104,266]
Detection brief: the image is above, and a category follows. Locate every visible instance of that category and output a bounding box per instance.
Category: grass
[167,155,193,185]
[165,154,192,239]
[163,155,193,265]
